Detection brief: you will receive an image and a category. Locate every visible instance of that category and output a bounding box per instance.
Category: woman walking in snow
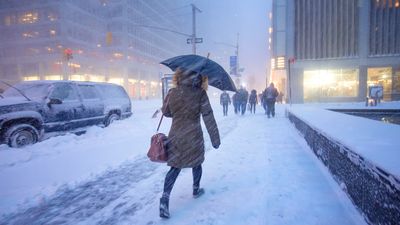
[160,68,221,218]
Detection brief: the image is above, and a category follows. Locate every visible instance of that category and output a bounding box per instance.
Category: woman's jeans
[162,165,202,198]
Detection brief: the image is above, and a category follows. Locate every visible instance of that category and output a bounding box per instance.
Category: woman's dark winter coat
[162,83,220,168]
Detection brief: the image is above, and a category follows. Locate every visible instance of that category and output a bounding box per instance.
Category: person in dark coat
[232,92,239,114]
[249,89,258,114]
[160,69,220,218]
[263,82,279,118]
[220,90,231,116]
[238,87,249,115]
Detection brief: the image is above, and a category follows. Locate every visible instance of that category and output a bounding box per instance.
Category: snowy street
[0,99,366,225]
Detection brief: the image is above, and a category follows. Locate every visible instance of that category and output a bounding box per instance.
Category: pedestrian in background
[160,69,220,218]
[249,89,258,114]
[220,91,231,116]
[232,92,240,114]
[238,87,249,115]
[262,82,279,118]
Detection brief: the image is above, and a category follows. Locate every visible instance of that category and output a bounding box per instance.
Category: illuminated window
[49,30,56,36]
[271,58,275,69]
[113,52,123,58]
[22,31,39,38]
[303,69,359,101]
[47,12,58,21]
[276,57,285,69]
[19,12,38,24]
[367,67,392,100]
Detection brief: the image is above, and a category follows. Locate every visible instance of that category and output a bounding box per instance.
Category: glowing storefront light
[69,74,85,81]
[109,78,123,85]
[45,75,62,80]
[23,76,40,81]
[128,79,137,84]
[303,69,359,101]
[87,75,105,82]
[367,67,392,100]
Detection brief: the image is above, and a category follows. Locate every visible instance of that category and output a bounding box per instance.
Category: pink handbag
[147,108,169,163]
[147,132,168,163]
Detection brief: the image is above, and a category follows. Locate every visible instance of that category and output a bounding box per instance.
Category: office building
[0,0,188,98]
[270,0,400,103]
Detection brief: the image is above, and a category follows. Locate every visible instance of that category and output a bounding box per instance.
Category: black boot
[193,187,205,198]
[159,196,170,218]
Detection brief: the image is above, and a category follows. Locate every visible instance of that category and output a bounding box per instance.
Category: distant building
[0,0,188,98]
[270,0,400,103]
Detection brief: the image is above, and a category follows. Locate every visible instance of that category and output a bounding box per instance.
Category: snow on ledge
[286,103,400,178]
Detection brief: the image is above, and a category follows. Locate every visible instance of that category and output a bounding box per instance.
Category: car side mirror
[47,98,62,108]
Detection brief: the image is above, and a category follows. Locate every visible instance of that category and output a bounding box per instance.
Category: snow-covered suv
[0,81,132,148]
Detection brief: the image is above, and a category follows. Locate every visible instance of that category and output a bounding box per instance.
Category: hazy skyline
[175,0,271,91]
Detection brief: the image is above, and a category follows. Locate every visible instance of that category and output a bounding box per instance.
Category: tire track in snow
[0,115,238,225]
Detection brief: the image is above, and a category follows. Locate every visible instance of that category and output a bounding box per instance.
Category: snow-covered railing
[287,111,400,225]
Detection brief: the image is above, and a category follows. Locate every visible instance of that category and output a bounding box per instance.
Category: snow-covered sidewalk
[0,102,366,225]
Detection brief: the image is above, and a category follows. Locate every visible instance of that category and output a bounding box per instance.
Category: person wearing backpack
[249,89,258,114]
[263,83,279,118]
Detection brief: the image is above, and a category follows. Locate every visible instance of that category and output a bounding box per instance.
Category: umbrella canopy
[160,54,237,92]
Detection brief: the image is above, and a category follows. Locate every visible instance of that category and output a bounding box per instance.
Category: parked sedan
[0,81,132,148]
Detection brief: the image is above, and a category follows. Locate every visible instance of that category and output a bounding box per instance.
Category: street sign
[229,55,237,75]
[186,38,203,44]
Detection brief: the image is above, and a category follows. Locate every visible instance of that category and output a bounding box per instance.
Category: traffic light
[63,48,73,61]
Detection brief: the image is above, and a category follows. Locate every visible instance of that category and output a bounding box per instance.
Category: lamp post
[287,57,295,106]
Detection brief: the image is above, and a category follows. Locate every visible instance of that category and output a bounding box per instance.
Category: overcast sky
[176,0,272,91]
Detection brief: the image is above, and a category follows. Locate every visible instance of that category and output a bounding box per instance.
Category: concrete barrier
[287,111,400,225]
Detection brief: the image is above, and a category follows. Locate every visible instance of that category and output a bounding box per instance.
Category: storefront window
[367,67,392,101]
[303,69,359,101]
[392,69,400,100]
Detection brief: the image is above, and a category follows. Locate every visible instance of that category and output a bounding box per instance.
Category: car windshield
[3,83,50,100]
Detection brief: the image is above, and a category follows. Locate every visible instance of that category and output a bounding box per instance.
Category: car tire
[105,113,120,127]
[6,124,39,148]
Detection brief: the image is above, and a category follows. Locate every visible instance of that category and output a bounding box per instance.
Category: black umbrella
[160,54,237,92]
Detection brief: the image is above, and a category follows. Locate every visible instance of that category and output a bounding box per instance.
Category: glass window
[18,11,38,24]
[367,67,392,100]
[78,85,99,99]
[99,85,127,98]
[394,69,400,99]
[303,69,359,101]
[3,83,50,100]
[50,84,78,101]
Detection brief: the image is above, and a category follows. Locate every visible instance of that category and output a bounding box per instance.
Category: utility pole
[191,4,202,54]
[236,33,240,76]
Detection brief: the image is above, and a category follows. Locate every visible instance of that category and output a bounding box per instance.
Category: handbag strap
[156,114,164,132]
[157,94,170,132]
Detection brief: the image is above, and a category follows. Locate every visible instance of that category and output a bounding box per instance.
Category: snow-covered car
[0,81,132,148]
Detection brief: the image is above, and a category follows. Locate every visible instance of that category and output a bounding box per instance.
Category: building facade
[270,0,400,103]
[0,0,189,98]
